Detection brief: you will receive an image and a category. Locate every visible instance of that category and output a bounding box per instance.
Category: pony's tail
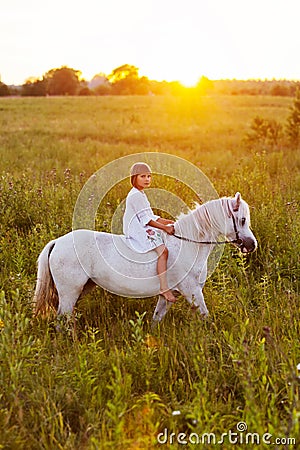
[33,240,58,317]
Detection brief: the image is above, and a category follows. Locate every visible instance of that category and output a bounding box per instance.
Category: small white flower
[297,363,300,371]
[172,410,181,416]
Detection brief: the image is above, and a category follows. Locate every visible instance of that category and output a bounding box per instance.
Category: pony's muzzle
[239,237,257,253]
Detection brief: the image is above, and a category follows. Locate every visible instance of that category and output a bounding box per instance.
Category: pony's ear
[232,192,241,211]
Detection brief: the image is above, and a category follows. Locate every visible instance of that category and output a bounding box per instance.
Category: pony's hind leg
[54,284,84,334]
[56,282,87,315]
[57,293,79,315]
[49,255,89,316]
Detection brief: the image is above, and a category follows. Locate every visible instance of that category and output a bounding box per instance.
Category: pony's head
[224,192,257,253]
[174,192,257,254]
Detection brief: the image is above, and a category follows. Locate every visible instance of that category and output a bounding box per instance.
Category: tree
[0,82,10,96]
[108,64,139,83]
[108,64,149,95]
[45,66,82,95]
[196,76,214,95]
[286,88,300,147]
[21,77,47,96]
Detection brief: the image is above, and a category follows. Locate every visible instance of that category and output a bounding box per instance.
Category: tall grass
[0,95,299,449]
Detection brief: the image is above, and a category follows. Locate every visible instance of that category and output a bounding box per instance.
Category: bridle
[173,213,244,249]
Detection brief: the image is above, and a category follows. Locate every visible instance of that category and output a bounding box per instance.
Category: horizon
[1,0,299,87]
[1,68,300,88]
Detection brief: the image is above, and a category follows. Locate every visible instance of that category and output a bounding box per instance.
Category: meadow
[0,94,299,449]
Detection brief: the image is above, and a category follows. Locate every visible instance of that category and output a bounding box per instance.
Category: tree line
[0,65,183,97]
[0,64,299,97]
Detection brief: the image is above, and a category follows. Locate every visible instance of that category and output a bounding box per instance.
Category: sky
[0,0,299,86]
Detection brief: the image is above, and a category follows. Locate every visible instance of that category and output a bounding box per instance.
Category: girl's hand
[165,225,175,235]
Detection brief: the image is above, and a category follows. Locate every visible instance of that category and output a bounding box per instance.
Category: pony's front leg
[190,292,208,317]
[152,295,172,326]
[180,279,209,317]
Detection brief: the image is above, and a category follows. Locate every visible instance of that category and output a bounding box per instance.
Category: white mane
[174,196,250,240]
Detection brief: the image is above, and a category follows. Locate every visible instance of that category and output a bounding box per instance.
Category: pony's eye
[241,217,246,226]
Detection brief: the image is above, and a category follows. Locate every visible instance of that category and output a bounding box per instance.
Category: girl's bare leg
[155,245,176,303]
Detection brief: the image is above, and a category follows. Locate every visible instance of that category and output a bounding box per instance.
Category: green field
[0,95,299,449]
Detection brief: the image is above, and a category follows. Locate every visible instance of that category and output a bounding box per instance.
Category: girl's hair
[131,174,139,187]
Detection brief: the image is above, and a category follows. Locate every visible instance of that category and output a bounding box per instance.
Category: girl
[123,162,176,303]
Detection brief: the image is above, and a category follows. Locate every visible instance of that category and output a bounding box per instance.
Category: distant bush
[270,83,291,96]
[21,78,47,96]
[78,87,93,96]
[245,116,283,149]
[245,90,300,150]
[94,83,112,96]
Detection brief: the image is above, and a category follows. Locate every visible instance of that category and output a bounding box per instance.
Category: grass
[0,94,299,449]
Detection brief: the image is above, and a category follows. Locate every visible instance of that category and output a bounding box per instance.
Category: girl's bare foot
[160,290,177,303]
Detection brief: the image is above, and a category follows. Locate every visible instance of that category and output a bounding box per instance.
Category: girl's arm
[157,218,174,225]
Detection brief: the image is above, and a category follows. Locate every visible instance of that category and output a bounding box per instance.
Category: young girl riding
[123,162,177,303]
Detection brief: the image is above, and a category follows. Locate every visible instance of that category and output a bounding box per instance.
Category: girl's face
[135,172,152,190]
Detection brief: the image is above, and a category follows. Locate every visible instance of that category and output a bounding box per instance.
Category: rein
[173,215,243,248]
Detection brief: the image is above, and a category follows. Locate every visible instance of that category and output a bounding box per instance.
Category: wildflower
[144,334,160,349]
[0,319,4,329]
[64,168,71,178]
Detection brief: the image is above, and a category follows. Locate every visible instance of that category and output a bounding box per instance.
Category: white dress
[123,187,164,253]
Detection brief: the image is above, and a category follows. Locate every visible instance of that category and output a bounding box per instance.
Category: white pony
[34,193,257,323]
